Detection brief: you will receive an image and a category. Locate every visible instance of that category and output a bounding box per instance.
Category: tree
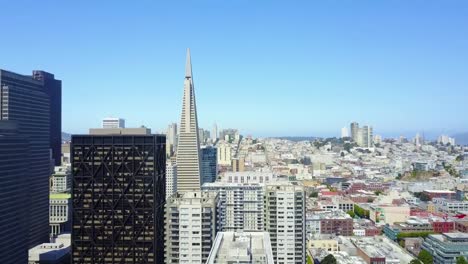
[457,256,468,264]
[321,254,337,264]
[309,192,318,198]
[347,210,355,218]
[340,152,345,158]
[410,260,422,264]
[374,190,383,196]
[307,255,313,264]
[418,249,433,264]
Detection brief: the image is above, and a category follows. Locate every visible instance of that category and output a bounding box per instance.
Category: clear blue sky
[1,1,467,138]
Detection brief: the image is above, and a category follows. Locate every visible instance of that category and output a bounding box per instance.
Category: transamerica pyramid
[175,48,202,192]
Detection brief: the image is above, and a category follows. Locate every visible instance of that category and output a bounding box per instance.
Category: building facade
[0,122,29,264]
[166,161,177,200]
[202,182,264,232]
[50,193,71,237]
[102,117,125,129]
[164,191,218,264]
[176,49,202,192]
[201,146,217,185]
[422,233,468,264]
[71,132,166,264]
[264,184,305,264]
[1,69,61,248]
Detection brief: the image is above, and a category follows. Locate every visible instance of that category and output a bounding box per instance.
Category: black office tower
[0,69,61,248]
[71,134,166,264]
[0,121,30,264]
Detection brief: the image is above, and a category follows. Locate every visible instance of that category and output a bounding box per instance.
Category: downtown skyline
[1,1,467,138]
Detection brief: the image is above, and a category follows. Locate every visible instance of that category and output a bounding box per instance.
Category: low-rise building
[422,233,468,264]
[206,232,274,264]
[49,193,71,237]
[28,233,70,264]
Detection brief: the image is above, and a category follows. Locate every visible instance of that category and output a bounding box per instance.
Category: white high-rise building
[202,182,264,232]
[164,191,218,264]
[356,125,374,148]
[438,135,455,146]
[341,127,349,138]
[206,232,274,264]
[166,162,177,200]
[102,117,125,129]
[211,123,218,142]
[217,144,232,166]
[166,123,177,157]
[265,184,305,264]
[176,48,202,192]
[350,122,359,142]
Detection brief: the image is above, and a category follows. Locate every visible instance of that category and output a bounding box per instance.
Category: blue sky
[1,1,467,138]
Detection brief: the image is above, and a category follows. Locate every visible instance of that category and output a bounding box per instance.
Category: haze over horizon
[1,1,467,137]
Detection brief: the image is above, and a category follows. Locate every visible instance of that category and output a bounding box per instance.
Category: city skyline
[1,1,467,137]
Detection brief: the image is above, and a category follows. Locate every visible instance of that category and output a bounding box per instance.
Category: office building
[49,193,71,237]
[199,127,205,145]
[1,69,61,247]
[0,122,29,264]
[422,233,468,264]
[102,117,125,129]
[232,157,245,172]
[50,165,71,193]
[166,123,178,157]
[217,144,232,166]
[71,130,166,264]
[206,232,274,264]
[201,146,217,185]
[202,182,264,231]
[164,191,219,264]
[166,161,177,200]
[221,171,275,184]
[356,125,373,148]
[350,122,359,142]
[264,184,305,264]
[211,123,218,141]
[176,49,202,192]
[341,127,349,138]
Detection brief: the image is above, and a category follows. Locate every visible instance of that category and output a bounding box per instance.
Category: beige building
[369,204,410,225]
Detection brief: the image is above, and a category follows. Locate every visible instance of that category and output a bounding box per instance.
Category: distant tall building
[350,122,359,142]
[166,161,177,200]
[1,69,61,247]
[211,123,218,141]
[0,122,29,264]
[164,191,219,264]
[50,165,71,193]
[201,146,217,185]
[265,184,306,264]
[232,157,245,172]
[217,144,232,166]
[166,123,178,157]
[199,127,205,145]
[102,117,125,128]
[71,129,166,264]
[438,135,455,146]
[202,182,264,232]
[176,48,202,192]
[341,127,349,138]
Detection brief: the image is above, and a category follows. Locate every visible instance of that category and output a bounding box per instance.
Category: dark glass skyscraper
[0,121,29,264]
[71,132,166,264]
[201,146,217,185]
[0,69,61,248]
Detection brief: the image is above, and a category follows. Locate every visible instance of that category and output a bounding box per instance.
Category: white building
[265,184,305,264]
[102,117,125,129]
[202,182,264,231]
[166,123,177,157]
[221,171,276,184]
[164,191,218,264]
[341,127,349,138]
[217,144,232,166]
[28,233,70,264]
[211,123,218,141]
[438,135,455,146]
[176,49,202,192]
[433,198,468,213]
[206,232,274,264]
[49,193,71,237]
[50,165,71,193]
[166,162,177,200]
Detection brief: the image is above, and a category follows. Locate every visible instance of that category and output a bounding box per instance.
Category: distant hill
[62,132,71,142]
[452,132,468,146]
[276,136,319,142]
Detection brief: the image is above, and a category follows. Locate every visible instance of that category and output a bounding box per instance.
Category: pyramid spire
[185,48,192,78]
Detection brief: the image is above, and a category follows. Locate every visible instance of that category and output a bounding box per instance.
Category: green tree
[410,260,422,264]
[457,256,468,264]
[321,254,337,264]
[419,192,431,202]
[309,192,318,198]
[418,249,433,264]
[307,255,313,264]
[347,210,355,218]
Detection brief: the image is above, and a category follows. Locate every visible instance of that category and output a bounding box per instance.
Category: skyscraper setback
[176,49,202,192]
